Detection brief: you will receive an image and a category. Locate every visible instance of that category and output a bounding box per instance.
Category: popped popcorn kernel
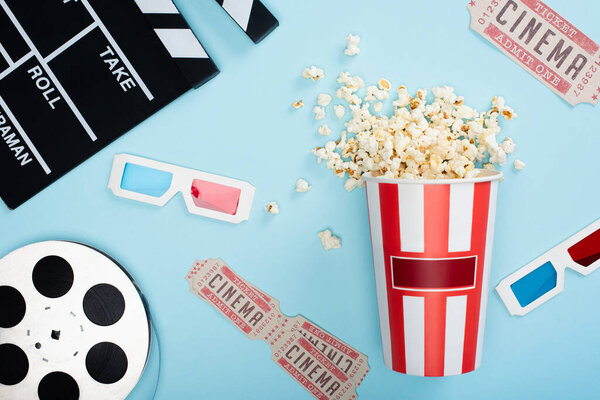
[378,78,391,91]
[313,106,326,120]
[265,201,279,215]
[318,124,332,136]
[334,105,346,119]
[344,34,360,56]
[295,178,312,193]
[292,100,304,109]
[373,102,383,113]
[500,137,515,154]
[302,65,325,82]
[317,93,332,107]
[514,159,526,170]
[318,229,342,251]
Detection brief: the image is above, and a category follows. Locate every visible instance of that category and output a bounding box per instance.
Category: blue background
[2,0,600,399]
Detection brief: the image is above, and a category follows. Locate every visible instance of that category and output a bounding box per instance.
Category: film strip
[0,241,156,400]
[0,0,218,209]
[215,0,278,43]
[186,259,369,399]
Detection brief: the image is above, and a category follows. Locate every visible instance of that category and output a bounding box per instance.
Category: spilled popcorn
[334,105,345,119]
[318,229,342,251]
[295,178,312,193]
[302,66,324,82]
[266,201,280,215]
[292,100,304,109]
[318,124,331,136]
[514,159,526,170]
[311,71,522,191]
[344,34,360,56]
[312,106,325,120]
[317,93,332,106]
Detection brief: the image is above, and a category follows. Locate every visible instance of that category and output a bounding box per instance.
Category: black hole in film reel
[83,283,125,326]
[32,256,74,298]
[0,343,29,385]
[85,342,128,384]
[0,286,26,328]
[38,371,79,400]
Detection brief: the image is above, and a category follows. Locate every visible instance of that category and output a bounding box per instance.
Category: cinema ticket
[468,0,600,106]
[185,259,370,398]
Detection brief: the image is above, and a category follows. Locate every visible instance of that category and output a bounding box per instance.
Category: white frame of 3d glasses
[496,218,600,316]
[108,154,255,224]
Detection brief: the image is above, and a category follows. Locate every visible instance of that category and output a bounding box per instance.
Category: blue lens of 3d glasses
[120,163,173,197]
[510,261,557,307]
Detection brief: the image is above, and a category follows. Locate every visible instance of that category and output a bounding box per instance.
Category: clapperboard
[0,0,219,209]
[215,0,278,43]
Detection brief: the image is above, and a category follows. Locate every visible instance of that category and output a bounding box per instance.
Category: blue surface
[1,0,600,399]
[511,261,557,307]
[120,163,173,198]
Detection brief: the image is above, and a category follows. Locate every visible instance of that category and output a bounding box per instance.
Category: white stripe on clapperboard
[222,0,253,30]
[133,0,179,14]
[0,42,13,65]
[154,29,208,58]
[0,96,51,174]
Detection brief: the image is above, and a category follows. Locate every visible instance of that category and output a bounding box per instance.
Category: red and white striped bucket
[364,170,502,377]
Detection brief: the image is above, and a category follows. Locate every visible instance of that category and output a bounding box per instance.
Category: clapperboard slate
[0,0,219,209]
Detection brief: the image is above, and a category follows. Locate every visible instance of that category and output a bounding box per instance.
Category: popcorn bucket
[363,170,502,376]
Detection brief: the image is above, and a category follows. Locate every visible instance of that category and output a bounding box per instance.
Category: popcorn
[313,106,325,120]
[318,229,342,251]
[365,85,389,102]
[312,78,518,187]
[337,72,364,91]
[344,34,360,56]
[318,124,332,136]
[378,78,391,91]
[514,159,526,170]
[317,93,332,107]
[500,137,515,154]
[292,100,304,109]
[302,65,325,82]
[295,178,312,193]
[265,201,279,215]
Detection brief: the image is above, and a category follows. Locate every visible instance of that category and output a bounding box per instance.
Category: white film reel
[0,241,151,400]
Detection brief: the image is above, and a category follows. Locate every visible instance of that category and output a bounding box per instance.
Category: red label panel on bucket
[391,256,477,290]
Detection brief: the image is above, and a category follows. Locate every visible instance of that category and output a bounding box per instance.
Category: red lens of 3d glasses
[567,227,600,267]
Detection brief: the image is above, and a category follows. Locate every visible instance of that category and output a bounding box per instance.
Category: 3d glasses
[108,154,255,224]
[496,218,600,315]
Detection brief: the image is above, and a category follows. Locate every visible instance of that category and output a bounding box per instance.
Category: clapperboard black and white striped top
[216,0,278,43]
[0,0,219,209]
[134,0,219,88]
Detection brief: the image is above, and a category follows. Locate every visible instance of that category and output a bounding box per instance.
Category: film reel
[0,241,155,400]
